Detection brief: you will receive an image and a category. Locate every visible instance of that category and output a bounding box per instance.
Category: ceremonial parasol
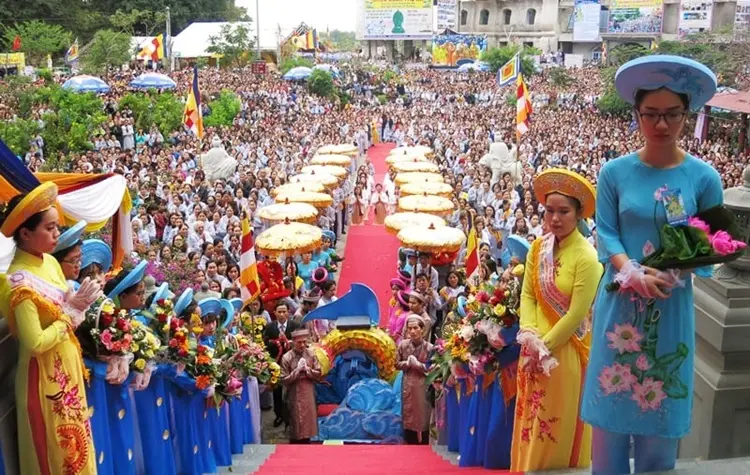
[391,161,440,174]
[391,145,434,157]
[399,181,454,198]
[384,212,446,236]
[395,172,445,186]
[301,164,348,179]
[310,154,352,166]
[274,191,334,209]
[256,219,323,256]
[317,144,358,157]
[385,154,429,165]
[289,171,340,189]
[398,194,455,216]
[397,223,466,253]
[270,182,326,197]
[258,200,319,224]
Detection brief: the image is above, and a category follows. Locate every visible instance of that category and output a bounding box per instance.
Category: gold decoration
[385,154,430,165]
[88,406,95,418]
[390,145,434,157]
[270,182,326,197]
[118,409,126,420]
[384,212,446,236]
[274,191,334,209]
[156,397,163,407]
[99,451,104,465]
[398,194,454,216]
[310,154,352,166]
[397,223,466,253]
[255,220,323,257]
[0,182,58,238]
[289,171,339,189]
[162,430,170,440]
[301,164,348,179]
[317,143,358,157]
[391,161,440,174]
[318,328,397,381]
[394,172,444,186]
[128,449,133,461]
[193,445,199,454]
[533,168,596,219]
[258,201,319,224]
[399,182,454,198]
[470,426,475,435]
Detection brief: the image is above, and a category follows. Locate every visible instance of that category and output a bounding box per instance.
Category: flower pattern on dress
[598,301,689,412]
[516,371,560,444]
[46,353,86,423]
[56,423,90,475]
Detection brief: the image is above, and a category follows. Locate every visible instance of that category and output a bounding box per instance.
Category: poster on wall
[574,0,602,41]
[736,0,750,33]
[678,0,712,37]
[431,34,487,66]
[360,0,433,40]
[608,0,664,34]
[436,0,458,31]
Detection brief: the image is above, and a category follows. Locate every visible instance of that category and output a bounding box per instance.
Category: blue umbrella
[129,72,177,90]
[283,66,313,81]
[62,75,110,93]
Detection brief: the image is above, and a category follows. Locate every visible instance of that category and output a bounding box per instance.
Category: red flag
[11,35,21,52]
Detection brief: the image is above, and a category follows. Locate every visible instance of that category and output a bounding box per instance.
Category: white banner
[360,0,434,40]
[736,0,750,33]
[574,0,602,41]
[678,0,713,37]
[436,0,458,31]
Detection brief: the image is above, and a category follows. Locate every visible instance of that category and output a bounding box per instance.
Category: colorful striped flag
[65,38,79,64]
[240,217,261,304]
[465,226,480,282]
[516,73,532,138]
[183,66,204,140]
[138,34,165,61]
[497,54,519,87]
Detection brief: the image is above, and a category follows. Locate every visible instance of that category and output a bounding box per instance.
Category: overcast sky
[237,0,357,47]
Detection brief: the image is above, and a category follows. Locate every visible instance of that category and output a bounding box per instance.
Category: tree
[481,45,538,78]
[206,23,255,68]
[549,67,574,89]
[2,20,72,66]
[308,69,334,98]
[203,90,241,127]
[608,43,648,67]
[81,29,132,74]
[119,91,183,135]
[597,67,631,117]
[109,8,168,36]
[319,30,359,52]
[279,56,313,74]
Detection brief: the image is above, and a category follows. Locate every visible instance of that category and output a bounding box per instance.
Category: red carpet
[335,144,400,323]
[253,445,507,474]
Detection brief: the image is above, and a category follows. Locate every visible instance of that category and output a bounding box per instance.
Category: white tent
[172,22,277,58]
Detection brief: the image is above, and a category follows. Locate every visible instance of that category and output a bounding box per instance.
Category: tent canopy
[172,22,277,58]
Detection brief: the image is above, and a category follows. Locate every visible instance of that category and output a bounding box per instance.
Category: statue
[200,136,237,182]
[478,141,521,186]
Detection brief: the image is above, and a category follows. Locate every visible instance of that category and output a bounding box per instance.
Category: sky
[237,0,358,47]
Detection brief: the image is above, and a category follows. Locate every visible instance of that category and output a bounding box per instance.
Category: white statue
[200,136,237,182]
[478,141,521,186]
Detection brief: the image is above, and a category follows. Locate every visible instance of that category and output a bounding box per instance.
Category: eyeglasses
[637,111,686,125]
[62,258,81,267]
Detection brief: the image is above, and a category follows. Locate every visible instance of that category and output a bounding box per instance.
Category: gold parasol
[399,181,455,198]
[317,144,358,157]
[394,172,445,186]
[270,182,326,197]
[391,161,440,174]
[385,154,430,165]
[384,212,446,236]
[258,200,319,224]
[274,191,334,209]
[310,154,352,166]
[398,194,455,216]
[256,219,323,256]
[289,171,340,189]
[397,223,466,253]
[301,164,348,179]
[391,145,434,157]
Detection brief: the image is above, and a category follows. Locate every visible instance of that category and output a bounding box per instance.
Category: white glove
[131,362,156,391]
[407,355,420,369]
[204,383,216,398]
[68,277,102,311]
[297,358,308,370]
[102,354,133,385]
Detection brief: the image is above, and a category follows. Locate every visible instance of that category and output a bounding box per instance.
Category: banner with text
[678,0,712,37]
[360,0,434,40]
[431,34,487,66]
[608,0,664,34]
[574,0,602,41]
[436,0,458,31]
[736,0,750,33]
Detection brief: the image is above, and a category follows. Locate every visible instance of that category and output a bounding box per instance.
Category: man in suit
[263,302,299,427]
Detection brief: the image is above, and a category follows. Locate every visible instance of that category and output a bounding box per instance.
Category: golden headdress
[1,182,58,238]
[533,169,596,219]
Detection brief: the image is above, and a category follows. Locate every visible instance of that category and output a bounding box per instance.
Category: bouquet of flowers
[607,205,746,292]
[239,311,267,346]
[77,296,135,358]
[129,320,160,373]
[186,344,219,393]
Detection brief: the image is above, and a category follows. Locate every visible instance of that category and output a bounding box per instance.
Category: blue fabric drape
[446,385,460,452]
[484,384,516,470]
[106,374,137,475]
[167,371,204,475]
[194,395,217,473]
[133,366,177,475]
[458,379,470,453]
[228,396,245,454]
[0,139,40,192]
[207,403,232,467]
[459,375,483,467]
[83,358,114,475]
[0,433,5,475]
[241,379,254,444]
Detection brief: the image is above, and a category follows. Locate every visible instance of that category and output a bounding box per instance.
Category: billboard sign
[436,0,458,31]
[574,0,603,41]
[678,0,712,37]
[736,0,750,33]
[608,0,664,34]
[360,0,433,40]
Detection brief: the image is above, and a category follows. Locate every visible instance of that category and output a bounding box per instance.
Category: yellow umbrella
[256,220,323,256]
[274,191,334,209]
[289,171,339,189]
[270,182,326,197]
[397,223,466,253]
[391,161,440,173]
[391,145,434,157]
[394,172,444,186]
[301,164,348,179]
[398,194,455,216]
[384,212,446,236]
[317,144,358,157]
[310,154,352,166]
[399,181,455,198]
[385,154,430,165]
[258,200,319,224]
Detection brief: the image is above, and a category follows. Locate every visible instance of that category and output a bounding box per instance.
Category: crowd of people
[0,50,748,475]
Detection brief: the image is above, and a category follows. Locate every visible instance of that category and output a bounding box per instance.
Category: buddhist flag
[516,73,532,138]
[240,218,261,304]
[138,34,165,61]
[305,29,318,50]
[65,38,79,64]
[497,54,519,87]
[465,226,480,282]
[183,66,204,140]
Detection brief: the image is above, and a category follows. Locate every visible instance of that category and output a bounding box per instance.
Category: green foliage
[206,23,255,68]
[203,90,241,127]
[195,57,210,69]
[376,94,387,105]
[608,43,648,67]
[319,30,359,52]
[109,8,168,36]
[549,67,573,89]
[82,29,132,74]
[0,119,40,156]
[480,45,537,78]
[654,35,749,86]
[307,69,335,98]
[597,67,631,117]
[279,56,313,74]
[2,20,72,66]
[119,91,183,135]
